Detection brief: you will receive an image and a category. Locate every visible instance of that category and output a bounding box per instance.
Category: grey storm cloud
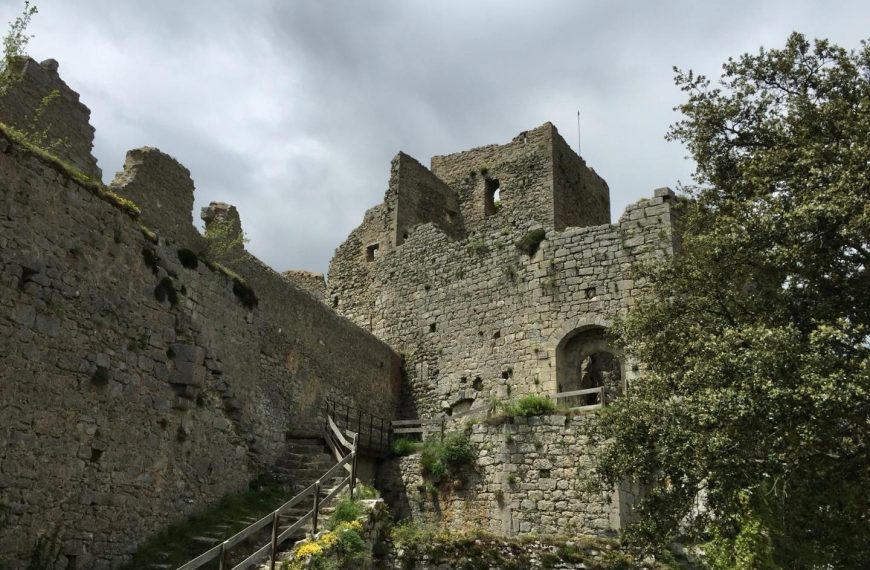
[4,0,869,272]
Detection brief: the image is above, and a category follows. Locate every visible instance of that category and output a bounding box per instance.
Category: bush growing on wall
[502,394,556,417]
[419,431,474,483]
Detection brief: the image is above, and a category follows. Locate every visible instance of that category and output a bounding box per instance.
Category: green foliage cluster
[352,481,380,500]
[492,394,556,421]
[328,499,363,528]
[419,431,474,483]
[0,1,36,81]
[595,33,870,568]
[326,483,378,529]
[466,239,489,256]
[388,523,672,570]
[507,394,556,417]
[284,486,375,570]
[203,216,248,263]
[0,122,141,218]
[390,436,421,456]
[516,228,546,256]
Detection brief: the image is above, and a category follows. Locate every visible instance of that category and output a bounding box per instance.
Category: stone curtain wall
[0,131,400,565]
[377,414,622,536]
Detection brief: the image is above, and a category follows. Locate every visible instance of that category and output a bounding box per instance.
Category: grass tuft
[0,122,141,218]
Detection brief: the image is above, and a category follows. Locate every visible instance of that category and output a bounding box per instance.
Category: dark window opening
[472,376,483,391]
[429,322,436,333]
[484,178,501,217]
[366,243,380,262]
[556,326,623,407]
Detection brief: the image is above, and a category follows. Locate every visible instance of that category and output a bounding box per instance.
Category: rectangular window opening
[366,243,380,262]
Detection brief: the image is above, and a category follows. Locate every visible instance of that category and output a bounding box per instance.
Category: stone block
[169,361,205,387]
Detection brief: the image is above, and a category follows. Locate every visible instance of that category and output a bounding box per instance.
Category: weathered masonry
[0,54,678,567]
[329,123,677,534]
[0,58,401,568]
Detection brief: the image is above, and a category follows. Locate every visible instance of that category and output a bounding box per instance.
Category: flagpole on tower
[577,109,581,157]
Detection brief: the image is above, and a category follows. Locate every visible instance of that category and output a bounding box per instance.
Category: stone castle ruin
[0,58,677,567]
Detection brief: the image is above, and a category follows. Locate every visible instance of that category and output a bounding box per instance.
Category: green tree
[594,33,869,569]
[0,1,37,82]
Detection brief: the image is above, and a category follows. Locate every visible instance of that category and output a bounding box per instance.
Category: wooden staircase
[140,436,350,570]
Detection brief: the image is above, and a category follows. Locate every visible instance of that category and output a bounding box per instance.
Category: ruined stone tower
[328,123,677,534]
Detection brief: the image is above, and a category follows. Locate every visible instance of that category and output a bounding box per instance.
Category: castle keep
[0,58,677,567]
[328,122,677,534]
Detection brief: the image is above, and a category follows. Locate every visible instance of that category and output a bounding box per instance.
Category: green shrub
[327,498,363,529]
[441,431,474,466]
[390,520,437,549]
[466,239,490,256]
[335,526,367,561]
[352,482,379,500]
[503,394,556,417]
[391,437,421,456]
[420,440,447,482]
[419,431,474,484]
[516,228,546,256]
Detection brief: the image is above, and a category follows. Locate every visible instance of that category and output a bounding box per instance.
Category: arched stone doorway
[556,326,623,406]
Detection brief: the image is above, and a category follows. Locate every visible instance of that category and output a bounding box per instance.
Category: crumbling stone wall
[377,414,629,536]
[0,119,401,567]
[330,184,675,419]
[0,57,101,180]
[551,130,610,230]
[281,270,327,302]
[392,152,464,245]
[332,127,675,534]
[110,147,203,247]
[430,123,556,232]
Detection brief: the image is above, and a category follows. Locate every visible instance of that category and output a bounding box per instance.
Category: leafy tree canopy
[595,33,869,569]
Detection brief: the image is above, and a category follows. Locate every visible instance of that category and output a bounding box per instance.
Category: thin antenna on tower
[576,109,581,156]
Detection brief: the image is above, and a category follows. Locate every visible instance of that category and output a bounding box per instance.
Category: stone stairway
[141,437,347,569]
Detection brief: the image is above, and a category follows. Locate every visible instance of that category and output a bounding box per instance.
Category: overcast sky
[4,1,868,273]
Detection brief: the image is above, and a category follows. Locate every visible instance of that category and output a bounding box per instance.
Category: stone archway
[555,325,623,405]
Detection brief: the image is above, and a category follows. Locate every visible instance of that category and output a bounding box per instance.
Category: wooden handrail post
[600,385,606,406]
[312,481,321,535]
[349,433,359,499]
[219,542,228,570]
[269,510,279,570]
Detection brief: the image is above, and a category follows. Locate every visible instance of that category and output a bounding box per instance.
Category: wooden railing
[392,389,609,440]
[176,415,358,570]
[552,386,607,409]
[324,399,390,457]
[392,404,492,441]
